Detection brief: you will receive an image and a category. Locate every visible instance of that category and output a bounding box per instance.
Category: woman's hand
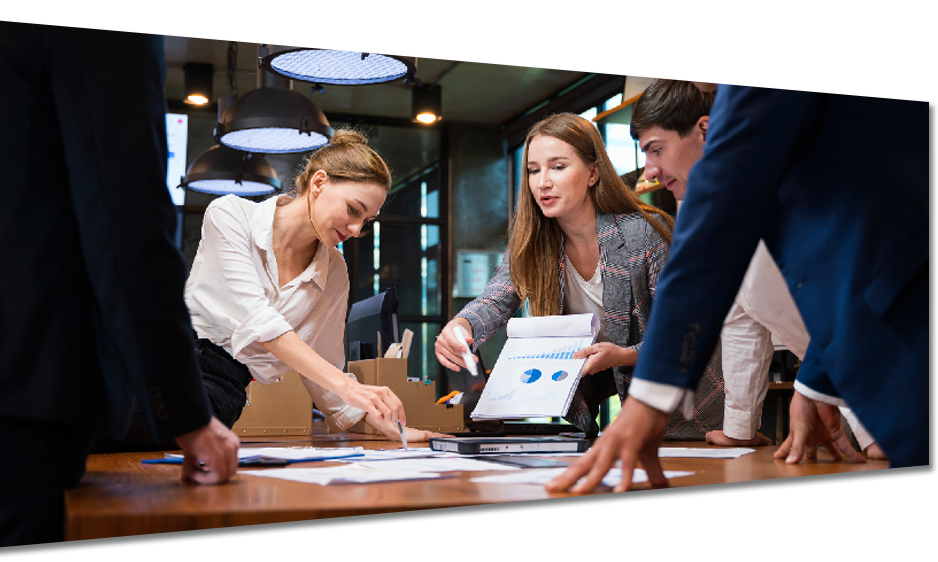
[339,381,407,426]
[363,413,451,442]
[435,318,478,372]
[573,342,637,375]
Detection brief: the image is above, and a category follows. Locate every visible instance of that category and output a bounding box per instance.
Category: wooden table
[66,435,888,548]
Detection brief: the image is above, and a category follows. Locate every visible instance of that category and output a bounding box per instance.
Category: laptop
[429,436,589,455]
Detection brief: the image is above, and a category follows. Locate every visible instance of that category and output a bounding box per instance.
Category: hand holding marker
[452,326,479,377]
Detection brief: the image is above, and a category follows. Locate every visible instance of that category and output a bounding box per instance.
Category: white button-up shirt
[185,194,365,432]
[630,241,874,449]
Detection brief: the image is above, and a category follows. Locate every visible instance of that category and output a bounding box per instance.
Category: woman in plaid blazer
[435,113,724,438]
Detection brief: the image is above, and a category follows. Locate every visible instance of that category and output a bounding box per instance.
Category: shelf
[592,92,642,126]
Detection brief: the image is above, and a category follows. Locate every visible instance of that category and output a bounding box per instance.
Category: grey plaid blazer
[457,211,724,439]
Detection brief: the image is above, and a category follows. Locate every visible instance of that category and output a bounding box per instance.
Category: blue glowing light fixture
[181,144,281,196]
[215,45,334,154]
[214,86,333,153]
[262,48,418,87]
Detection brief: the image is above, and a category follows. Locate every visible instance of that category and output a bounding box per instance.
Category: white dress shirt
[185,194,365,432]
[629,241,875,449]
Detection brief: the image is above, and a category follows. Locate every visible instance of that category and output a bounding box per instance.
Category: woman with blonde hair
[435,113,723,438]
[184,129,443,442]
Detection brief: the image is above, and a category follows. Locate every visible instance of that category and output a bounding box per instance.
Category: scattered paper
[242,464,449,485]
[167,447,366,462]
[348,447,456,462]
[356,457,520,473]
[657,447,755,459]
[472,468,694,487]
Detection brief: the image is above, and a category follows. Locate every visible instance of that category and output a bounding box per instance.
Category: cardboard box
[232,370,312,437]
[348,358,465,434]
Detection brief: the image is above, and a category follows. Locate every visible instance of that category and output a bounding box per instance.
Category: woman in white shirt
[185,130,441,442]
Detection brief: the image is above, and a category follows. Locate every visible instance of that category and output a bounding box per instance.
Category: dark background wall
[448,123,512,370]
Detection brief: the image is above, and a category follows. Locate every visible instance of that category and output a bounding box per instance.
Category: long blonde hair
[509,113,674,317]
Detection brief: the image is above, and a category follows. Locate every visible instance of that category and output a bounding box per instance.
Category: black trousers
[196,338,255,428]
[92,338,253,452]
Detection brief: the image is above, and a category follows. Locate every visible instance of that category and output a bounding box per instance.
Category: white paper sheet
[657,447,755,459]
[471,468,694,487]
[241,464,448,485]
[347,447,456,462]
[166,447,366,462]
[472,313,598,420]
[355,457,520,472]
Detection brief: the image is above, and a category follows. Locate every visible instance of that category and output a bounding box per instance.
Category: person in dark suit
[0,23,240,546]
[547,84,927,493]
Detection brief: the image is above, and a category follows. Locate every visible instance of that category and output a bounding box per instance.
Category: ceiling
[163,36,590,127]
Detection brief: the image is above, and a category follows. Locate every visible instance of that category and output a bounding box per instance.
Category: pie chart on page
[520,368,542,384]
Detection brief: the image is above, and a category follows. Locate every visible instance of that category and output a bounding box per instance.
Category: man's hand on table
[175,417,240,484]
[705,430,771,447]
[774,391,865,464]
[864,442,888,460]
[545,397,670,494]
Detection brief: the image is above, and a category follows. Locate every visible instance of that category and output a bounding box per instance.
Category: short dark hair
[630,80,715,141]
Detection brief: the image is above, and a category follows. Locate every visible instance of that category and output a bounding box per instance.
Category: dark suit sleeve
[50,29,211,440]
[632,87,824,390]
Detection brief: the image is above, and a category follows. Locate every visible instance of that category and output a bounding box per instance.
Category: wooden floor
[66,435,888,548]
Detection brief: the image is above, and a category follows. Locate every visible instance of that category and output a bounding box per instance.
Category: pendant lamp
[263,20,417,85]
[182,96,282,196]
[180,144,281,196]
[215,45,334,154]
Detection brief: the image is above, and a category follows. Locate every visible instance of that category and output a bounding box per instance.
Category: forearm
[260,330,352,396]
[456,253,521,348]
[618,345,638,367]
[720,301,772,440]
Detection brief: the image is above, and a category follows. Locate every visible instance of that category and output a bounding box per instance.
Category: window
[342,123,448,388]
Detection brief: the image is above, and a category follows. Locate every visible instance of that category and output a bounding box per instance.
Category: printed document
[472,313,598,420]
[472,468,694,487]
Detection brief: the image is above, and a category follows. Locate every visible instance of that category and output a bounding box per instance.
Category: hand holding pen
[434,318,480,375]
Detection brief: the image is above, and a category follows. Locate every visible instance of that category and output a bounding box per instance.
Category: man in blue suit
[0,23,240,545]
[548,84,927,492]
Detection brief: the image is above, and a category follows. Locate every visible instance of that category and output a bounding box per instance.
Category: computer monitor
[346,288,399,362]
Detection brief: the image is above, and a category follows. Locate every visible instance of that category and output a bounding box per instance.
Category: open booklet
[471,313,598,420]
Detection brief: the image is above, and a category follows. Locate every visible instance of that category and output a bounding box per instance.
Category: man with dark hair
[0,23,240,546]
[623,79,881,455]
[548,82,926,492]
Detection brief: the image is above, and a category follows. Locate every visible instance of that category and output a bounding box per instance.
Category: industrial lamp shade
[184,62,213,105]
[215,86,334,153]
[501,20,538,59]
[181,144,281,196]
[262,49,417,85]
[412,84,441,124]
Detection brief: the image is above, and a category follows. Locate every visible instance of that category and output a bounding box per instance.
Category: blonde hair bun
[330,129,369,147]
[292,127,391,195]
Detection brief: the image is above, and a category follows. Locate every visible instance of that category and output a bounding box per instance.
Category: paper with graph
[472,313,598,420]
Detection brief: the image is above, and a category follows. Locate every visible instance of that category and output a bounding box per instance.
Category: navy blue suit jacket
[0,24,211,441]
[632,86,928,467]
